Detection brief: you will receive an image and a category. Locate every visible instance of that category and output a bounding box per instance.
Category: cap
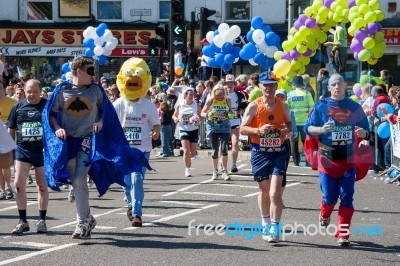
[225,74,236,83]
[259,71,279,85]
[200,38,209,44]
[328,74,345,86]
[291,76,304,87]
[275,89,287,97]
[42,86,50,93]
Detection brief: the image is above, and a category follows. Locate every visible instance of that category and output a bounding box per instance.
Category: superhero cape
[42,81,152,197]
[304,133,374,181]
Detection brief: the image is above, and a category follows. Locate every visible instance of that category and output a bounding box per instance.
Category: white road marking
[242,182,302,198]
[182,191,236,197]
[123,204,219,230]
[160,200,204,206]
[0,201,37,212]
[50,208,124,229]
[0,243,78,265]
[94,226,117,230]
[8,242,57,248]
[162,178,215,196]
[207,183,258,189]
[116,213,162,218]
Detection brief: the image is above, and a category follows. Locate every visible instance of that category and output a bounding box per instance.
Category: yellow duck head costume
[116,57,152,100]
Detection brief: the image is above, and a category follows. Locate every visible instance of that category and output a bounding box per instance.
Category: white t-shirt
[113,97,160,152]
[362,96,374,112]
[228,91,240,127]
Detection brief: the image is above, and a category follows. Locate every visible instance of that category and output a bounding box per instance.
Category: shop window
[388,2,397,13]
[225,1,250,21]
[27,0,53,21]
[97,0,122,20]
[159,1,170,20]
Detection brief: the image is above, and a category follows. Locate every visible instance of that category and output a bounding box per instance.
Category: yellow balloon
[369,0,379,10]
[350,95,360,103]
[312,2,324,13]
[374,10,385,21]
[374,32,384,43]
[305,35,316,45]
[358,4,370,15]
[315,15,328,24]
[353,18,366,29]
[364,11,377,23]
[330,2,338,12]
[282,41,291,52]
[289,27,297,36]
[349,6,358,14]
[341,8,349,18]
[299,56,310,66]
[296,43,307,54]
[308,41,319,51]
[371,48,383,59]
[363,37,375,50]
[273,60,291,77]
[337,0,348,8]
[355,0,368,5]
[333,12,343,23]
[304,6,313,17]
[274,51,282,61]
[316,32,327,43]
[297,64,306,75]
[318,6,329,18]
[349,12,359,24]
[358,49,371,62]
[367,57,378,65]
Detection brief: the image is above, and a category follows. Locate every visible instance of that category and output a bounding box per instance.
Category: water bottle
[368,169,377,180]
[328,117,335,131]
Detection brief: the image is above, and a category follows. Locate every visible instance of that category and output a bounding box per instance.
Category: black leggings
[210,133,230,159]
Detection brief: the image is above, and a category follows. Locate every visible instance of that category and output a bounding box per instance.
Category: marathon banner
[390,122,400,167]
[0,46,86,57]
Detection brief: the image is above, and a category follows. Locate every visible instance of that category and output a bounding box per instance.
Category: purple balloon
[298,14,308,25]
[355,30,368,42]
[303,49,313,57]
[323,0,334,8]
[348,0,356,8]
[280,52,292,61]
[317,23,325,28]
[376,23,382,32]
[354,85,362,98]
[305,18,317,29]
[350,40,363,53]
[290,49,300,60]
[294,20,302,31]
[366,23,378,35]
[353,52,359,61]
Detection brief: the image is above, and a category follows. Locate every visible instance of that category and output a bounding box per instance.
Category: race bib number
[81,135,91,153]
[181,113,193,125]
[232,108,239,119]
[125,126,142,145]
[332,125,352,146]
[259,132,281,152]
[21,122,43,137]
[214,111,227,121]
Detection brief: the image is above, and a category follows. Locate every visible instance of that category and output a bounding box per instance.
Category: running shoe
[0,189,5,200]
[319,215,330,227]
[131,216,142,227]
[72,222,91,239]
[87,179,94,188]
[5,187,13,200]
[212,170,218,180]
[222,170,231,181]
[36,219,47,234]
[68,188,75,203]
[127,207,133,221]
[185,168,192,177]
[12,220,30,235]
[230,164,238,173]
[337,238,350,246]
[87,215,97,237]
[27,175,33,184]
[266,235,279,243]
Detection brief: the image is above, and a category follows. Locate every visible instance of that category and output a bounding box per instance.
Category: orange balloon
[175,66,183,76]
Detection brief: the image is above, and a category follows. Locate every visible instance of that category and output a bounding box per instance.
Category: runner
[304,74,370,246]
[240,71,292,243]
[7,79,49,234]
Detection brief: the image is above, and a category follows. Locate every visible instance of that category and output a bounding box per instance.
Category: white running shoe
[185,168,192,177]
[222,170,231,181]
[212,170,218,180]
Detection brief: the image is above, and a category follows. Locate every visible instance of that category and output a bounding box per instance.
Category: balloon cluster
[274,0,386,80]
[61,61,73,81]
[239,16,281,70]
[347,0,385,64]
[201,23,242,72]
[83,23,118,65]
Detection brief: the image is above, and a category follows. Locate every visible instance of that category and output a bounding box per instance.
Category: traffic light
[170,0,186,50]
[148,38,158,56]
[200,7,217,39]
[155,24,169,50]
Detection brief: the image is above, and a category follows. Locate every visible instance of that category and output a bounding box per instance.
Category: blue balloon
[246,30,255,44]
[61,62,71,73]
[377,122,390,138]
[178,62,185,69]
[214,30,219,35]
[222,63,232,72]
[83,38,95,49]
[262,25,272,33]
[215,53,225,66]
[377,103,394,118]
[210,42,221,53]
[97,55,107,65]
[265,32,279,46]
[239,43,257,60]
[202,45,214,57]
[233,47,241,58]
[208,58,218,68]
[61,73,66,81]
[254,52,267,65]
[251,17,263,29]
[96,23,108,37]
[222,42,234,54]
[85,48,95,57]
[224,53,235,65]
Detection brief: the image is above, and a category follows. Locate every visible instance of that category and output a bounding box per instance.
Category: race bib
[259,132,281,152]
[81,135,91,153]
[332,125,352,146]
[21,122,43,137]
[232,108,239,119]
[125,126,142,145]
[181,113,193,125]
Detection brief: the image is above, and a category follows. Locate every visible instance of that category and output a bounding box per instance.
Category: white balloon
[223,30,236,42]
[102,48,112,56]
[218,23,229,34]
[265,46,279,58]
[86,26,98,39]
[234,57,239,63]
[94,46,104,56]
[94,36,105,47]
[252,29,265,45]
[249,58,258,66]
[257,42,268,53]
[206,31,214,43]
[65,71,73,81]
[231,25,241,38]
[110,37,118,47]
[213,35,225,48]
[103,29,113,42]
